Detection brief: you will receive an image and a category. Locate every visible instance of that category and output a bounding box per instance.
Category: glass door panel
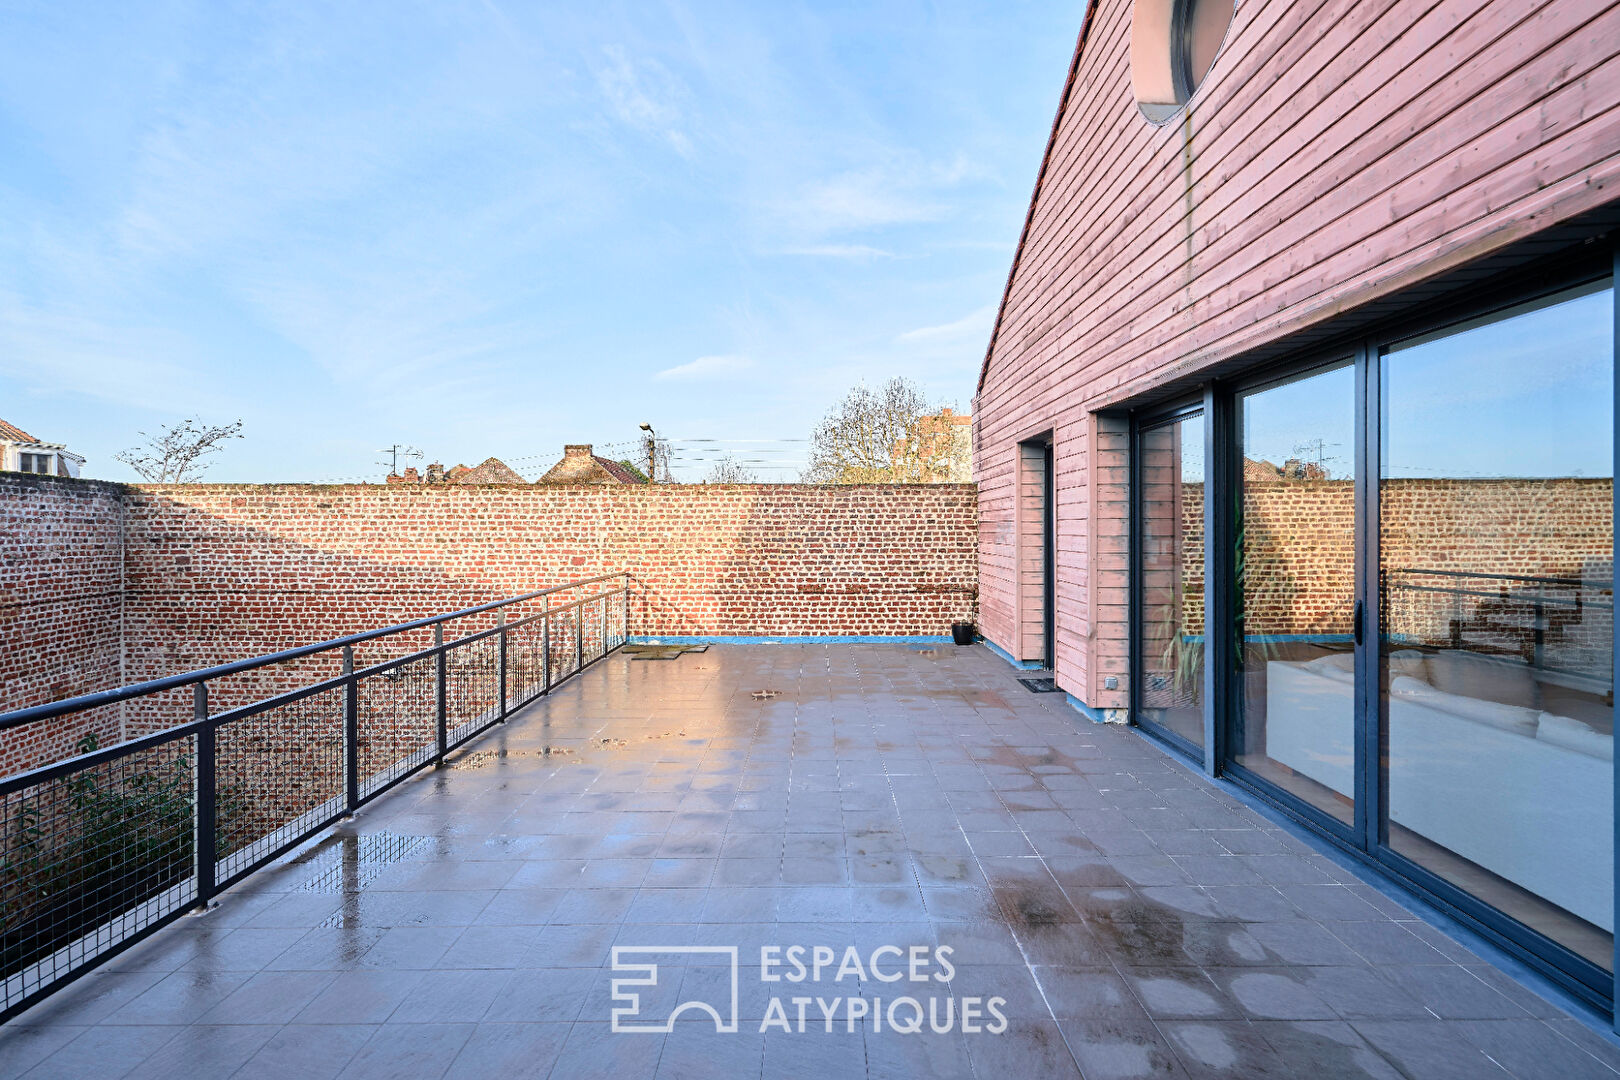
[1139,412,1206,752]
[1380,281,1615,971]
[1232,362,1358,824]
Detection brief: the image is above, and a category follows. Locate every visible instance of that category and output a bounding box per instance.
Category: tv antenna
[377,444,424,474]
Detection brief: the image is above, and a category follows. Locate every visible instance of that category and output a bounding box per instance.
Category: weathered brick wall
[4,480,978,771]
[121,482,978,657]
[0,475,127,772]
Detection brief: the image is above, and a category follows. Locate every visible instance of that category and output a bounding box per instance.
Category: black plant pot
[950,622,975,646]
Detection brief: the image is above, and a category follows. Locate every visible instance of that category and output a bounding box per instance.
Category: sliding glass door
[1136,408,1207,757]
[1230,361,1359,827]
[1131,265,1616,1000]
[1378,281,1615,973]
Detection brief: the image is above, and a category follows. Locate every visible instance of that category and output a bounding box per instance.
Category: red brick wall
[3,480,978,770]
[976,0,1620,703]
[0,475,127,772]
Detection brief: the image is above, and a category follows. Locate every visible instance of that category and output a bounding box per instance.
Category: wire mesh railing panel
[356,656,437,799]
[0,573,631,1021]
[606,592,628,652]
[215,686,346,884]
[1,733,197,1014]
[582,598,604,664]
[446,636,500,747]
[549,609,580,684]
[505,618,548,709]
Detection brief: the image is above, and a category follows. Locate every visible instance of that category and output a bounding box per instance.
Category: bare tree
[802,377,965,483]
[704,454,759,484]
[116,417,244,482]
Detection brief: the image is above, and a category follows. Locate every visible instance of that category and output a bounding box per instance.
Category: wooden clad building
[975,0,1620,1011]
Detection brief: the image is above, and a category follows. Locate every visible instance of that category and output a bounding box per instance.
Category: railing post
[343,645,358,812]
[600,597,608,661]
[623,574,630,645]
[194,682,217,909]
[435,623,448,766]
[542,597,551,694]
[574,606,583,675]
[498,610,508,722]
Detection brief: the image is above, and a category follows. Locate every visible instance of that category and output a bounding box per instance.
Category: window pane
[1233,362,1356,823]
[1381,280,1614,971]
[1139,412,1205,750]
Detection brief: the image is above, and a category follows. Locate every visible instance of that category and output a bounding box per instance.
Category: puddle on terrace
[450,729,692,769]
[293,832,432,893]
[982,743,1086,773]
[980,877,1389,1075]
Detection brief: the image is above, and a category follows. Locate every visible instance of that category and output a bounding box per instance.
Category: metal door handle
[1353,599,1364,647]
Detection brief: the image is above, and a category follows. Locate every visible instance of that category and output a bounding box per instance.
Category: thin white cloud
[781,244,896,260]
[791,169,944,234]
[897,304,997,344]
[595,45,695,158]
[654,354,752,381]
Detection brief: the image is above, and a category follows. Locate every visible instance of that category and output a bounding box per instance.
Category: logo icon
[610,945,740,1033]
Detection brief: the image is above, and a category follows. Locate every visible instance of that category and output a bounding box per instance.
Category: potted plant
[951,620,976,646]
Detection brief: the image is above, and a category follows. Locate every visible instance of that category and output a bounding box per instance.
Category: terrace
[4,634,1620,1079]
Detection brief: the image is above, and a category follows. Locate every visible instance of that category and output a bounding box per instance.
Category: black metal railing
[0,572,631,1022]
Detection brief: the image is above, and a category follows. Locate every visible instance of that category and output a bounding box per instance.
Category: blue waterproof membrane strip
[1179,633,1356,644]
[1066,695,1108,723]
[980,637,1045,670]
[628,635,954,645]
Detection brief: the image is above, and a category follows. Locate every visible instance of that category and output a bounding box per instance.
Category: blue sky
[0,1,1082,482]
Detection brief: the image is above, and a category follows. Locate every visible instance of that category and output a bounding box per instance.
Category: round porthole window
[1131,0,1236,122]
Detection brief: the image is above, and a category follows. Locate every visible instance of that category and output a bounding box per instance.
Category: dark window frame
[1126,244,1619,1012]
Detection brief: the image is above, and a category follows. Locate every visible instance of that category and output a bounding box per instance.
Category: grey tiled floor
[5,644,1620,1079]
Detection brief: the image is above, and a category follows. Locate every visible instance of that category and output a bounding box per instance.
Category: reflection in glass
[1381,281,1614,970]
[1233,363,1357,823]
[1139,413,1206,751]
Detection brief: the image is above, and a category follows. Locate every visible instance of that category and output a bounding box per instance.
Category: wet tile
[1158,1020,1294,1079]
[20,1024,178,1080]
[0,1024,85,1078]
[104,970,253,1025]
[1034,966,1151,1021]
[1352,1020,1514,1079]
[1244,921,1363,965]
[233,1023,376,1080]
[1375,963,1532,1020]
[484,968,597,1024]
[196,970,338,1025]
[337,1022,474,1080]
[1246,1021,1403,1080]
[1058,1015,1190,1079]
[295,969,426,1024]
[761,1024,866,1080]
[657,1022,766,1079]
[1204,968,1338,1021]
[1121,968,1242,1020]
[1452,1018,1620,1080]
[966,1017,1082,1077]
[441,1022,570,1079]
[122,1024,278,1079]
[391,969,514,1024]
[550,1020,666,1079]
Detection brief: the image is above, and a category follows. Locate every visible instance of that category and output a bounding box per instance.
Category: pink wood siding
[976,0,1620,705]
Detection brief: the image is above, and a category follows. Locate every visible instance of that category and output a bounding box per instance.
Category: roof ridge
[0,417,39,443]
